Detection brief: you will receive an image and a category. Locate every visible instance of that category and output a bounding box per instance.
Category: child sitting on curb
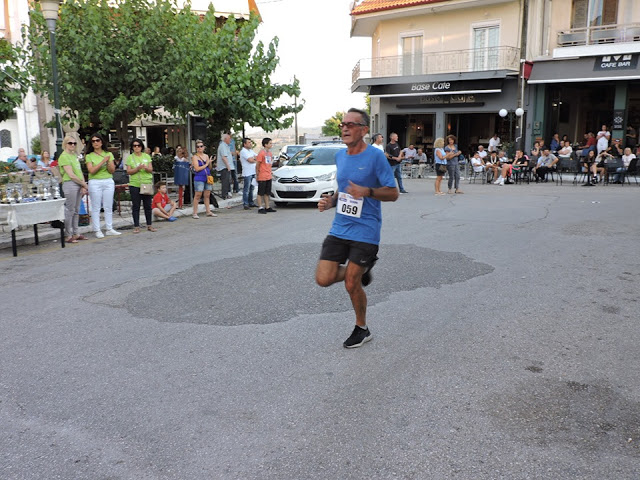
[152,181,177,221]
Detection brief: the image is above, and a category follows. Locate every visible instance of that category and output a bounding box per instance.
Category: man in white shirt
[558,140,573,159]
[596,125,610,154]
[477,145,488,159]
[371,133,384,152]
[488,134,500,152]
[239,137,258,209]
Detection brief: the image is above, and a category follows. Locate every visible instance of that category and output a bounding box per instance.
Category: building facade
[527,0,640,148]
[351,0,528,157]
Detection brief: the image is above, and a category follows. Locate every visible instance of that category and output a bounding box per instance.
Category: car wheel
[274,201,288,207]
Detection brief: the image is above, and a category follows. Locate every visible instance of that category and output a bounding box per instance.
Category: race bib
[337,192,363,218]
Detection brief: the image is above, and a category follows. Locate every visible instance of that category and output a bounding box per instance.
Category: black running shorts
[258,179,272,196]
[320,235,379,268]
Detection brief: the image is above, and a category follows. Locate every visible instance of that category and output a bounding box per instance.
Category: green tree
[26,0,179,151]
[322,111,344,137]
[161,7,302,149]
[0,38,29,123]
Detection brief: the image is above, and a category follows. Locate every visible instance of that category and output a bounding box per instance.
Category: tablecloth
[0,198,66,231]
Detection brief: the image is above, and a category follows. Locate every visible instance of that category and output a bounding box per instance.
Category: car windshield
[287,148,343,166]
[285,146,304,156]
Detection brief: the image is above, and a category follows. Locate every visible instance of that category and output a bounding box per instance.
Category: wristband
[369,187,374,198]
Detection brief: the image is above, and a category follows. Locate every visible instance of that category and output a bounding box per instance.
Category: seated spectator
[511,150,529,180]
[13,150,35,170]
[558,140,573,159]
[483,151,500,182]
[470,153,486,174]
[549,133,561,153]
[477,145,488,159]
[597,151,613,183]
[402,144,417,164]
[613,147,636,183]
[581,149,597,186]
[417,148,428,178]
[577,132,596,158]
[533,147,558,182]
[609,138,623,157]
[493,151,513,185]
[152,181,177,221]
[39,150,52,168]
[530,141,541,161]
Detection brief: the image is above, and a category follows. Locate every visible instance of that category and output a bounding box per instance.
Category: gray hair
[348,107,369,127]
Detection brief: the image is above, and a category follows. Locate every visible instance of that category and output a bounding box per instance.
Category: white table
[0,198,66,256]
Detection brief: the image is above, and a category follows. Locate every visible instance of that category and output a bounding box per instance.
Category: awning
[528,54,640,84]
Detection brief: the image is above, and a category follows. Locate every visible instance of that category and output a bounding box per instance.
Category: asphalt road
[1,178,639,479]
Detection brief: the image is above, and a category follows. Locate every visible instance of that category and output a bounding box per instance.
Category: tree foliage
[24,0,302,152]
[0,38,29,123]
[322,111,344,137]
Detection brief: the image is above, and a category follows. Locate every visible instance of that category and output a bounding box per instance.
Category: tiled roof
[351,0,446,15]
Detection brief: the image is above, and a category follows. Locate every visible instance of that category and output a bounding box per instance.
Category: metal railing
[557,23,640,47]
[352,46,520,84]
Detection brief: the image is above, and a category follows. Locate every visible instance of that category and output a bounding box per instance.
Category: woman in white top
[613,147,636,183]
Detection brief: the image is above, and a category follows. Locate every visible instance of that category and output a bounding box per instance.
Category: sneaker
[400,190,408,194]
[94,230,104,239]
[265,207,277,212]
[258,208,267,214]
[249,204,258,208]
[105,229,121,236]
[361,267,373,287]
[343,325,372,349]
[167,217,177,222]
[494,177,502,184]
[244,205,250,210]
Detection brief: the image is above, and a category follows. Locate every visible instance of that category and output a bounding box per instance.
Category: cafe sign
[594,54,638,71]
[370,79,502,97]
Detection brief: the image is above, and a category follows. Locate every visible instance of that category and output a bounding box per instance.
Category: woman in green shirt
[125,138,156,233]
[86,133,121,238]
[59,135,89,243]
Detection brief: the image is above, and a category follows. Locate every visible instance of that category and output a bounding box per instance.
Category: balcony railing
[557,23,640,47]
[352,46,520,84]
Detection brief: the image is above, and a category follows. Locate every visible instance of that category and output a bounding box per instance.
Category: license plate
[287,185,305,191]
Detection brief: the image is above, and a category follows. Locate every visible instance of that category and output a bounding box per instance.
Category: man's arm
[346,181,398,202]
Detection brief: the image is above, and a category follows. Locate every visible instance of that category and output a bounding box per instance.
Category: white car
[271,144,346,206]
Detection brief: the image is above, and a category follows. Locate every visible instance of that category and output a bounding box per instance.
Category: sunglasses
[132,144,142,147]
[67,142,77,145]
[338,122,367,129]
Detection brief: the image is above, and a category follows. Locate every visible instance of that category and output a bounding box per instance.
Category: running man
[315,108,399,348]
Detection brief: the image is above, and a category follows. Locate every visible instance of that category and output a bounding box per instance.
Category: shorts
[257,179,272,196]
[194,180,212,192]
[435,164,447,176]
[320,235,379,268]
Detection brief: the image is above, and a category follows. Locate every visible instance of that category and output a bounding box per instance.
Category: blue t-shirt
[329,145,396,245]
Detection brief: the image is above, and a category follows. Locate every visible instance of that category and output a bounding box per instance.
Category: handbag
[437,164,447,173]
[206,175,214,185]
[140,183,154,195]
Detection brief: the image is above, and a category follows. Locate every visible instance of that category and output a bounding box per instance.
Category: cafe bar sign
[370,79,502,97]
[594,54,638,71]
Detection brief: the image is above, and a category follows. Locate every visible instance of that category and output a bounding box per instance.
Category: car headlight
[315,171,336,182]
[272,173,280,182]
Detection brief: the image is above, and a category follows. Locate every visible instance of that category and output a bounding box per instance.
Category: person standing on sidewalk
[255,138,275,214]
[191,140,217,218]
[125,139,156,233]
[229,134,240,194]
[85,133,121,238]
[315,108,398,348]
[239,138,258,210]
[216,133,234,201]
[385,132,408,193]
[59,135,89,243]
[444,135,464,194]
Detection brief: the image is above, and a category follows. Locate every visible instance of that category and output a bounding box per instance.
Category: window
[572,0,618,28]
[473,26,499,71]
[401,34,423,76]
[0,130,11,148]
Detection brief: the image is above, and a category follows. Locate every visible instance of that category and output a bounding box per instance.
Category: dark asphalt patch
[124,243,494,326]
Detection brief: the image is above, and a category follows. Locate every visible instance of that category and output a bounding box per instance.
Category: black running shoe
[343,325,372,348]
[361,267,373,287]
[266,207,277,212]
[258,208,267,214]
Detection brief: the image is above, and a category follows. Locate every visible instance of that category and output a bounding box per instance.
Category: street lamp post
[499,107,525,156]
[40,0,63,158]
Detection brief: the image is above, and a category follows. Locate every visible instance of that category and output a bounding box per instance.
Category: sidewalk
[0,193,245,252]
